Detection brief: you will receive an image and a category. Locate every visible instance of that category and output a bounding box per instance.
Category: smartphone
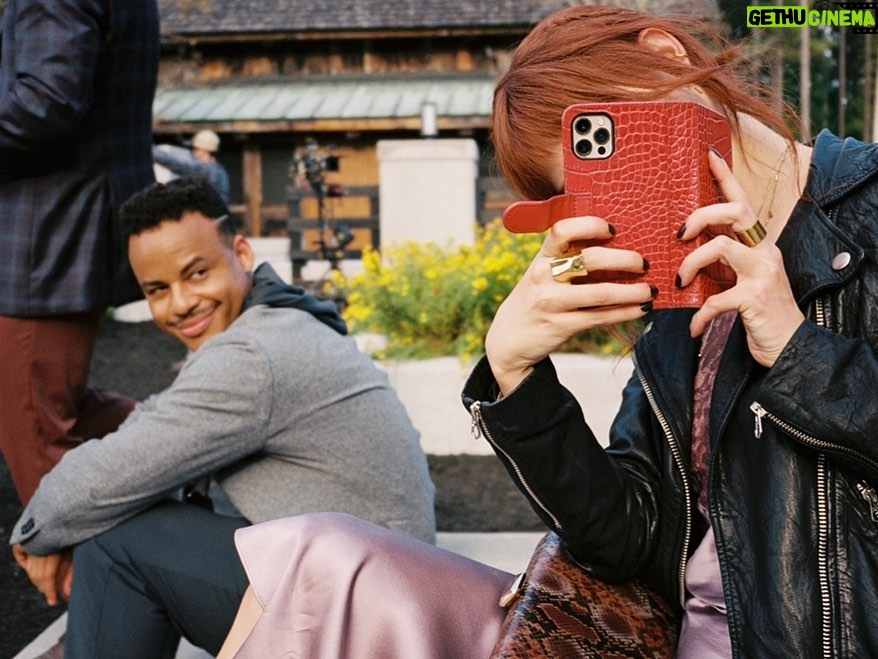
[503,101,735,308]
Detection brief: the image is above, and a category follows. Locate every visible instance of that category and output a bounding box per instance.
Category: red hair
[493,6,794,201]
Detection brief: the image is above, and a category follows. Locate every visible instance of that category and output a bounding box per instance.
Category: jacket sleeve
[757,319,878,479]
[462,356,665,581]
[10,337,273,555]
[0,0,105,155]
[152,145,205,178]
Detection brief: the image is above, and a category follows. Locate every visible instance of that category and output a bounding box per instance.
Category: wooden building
[154,0,721,260]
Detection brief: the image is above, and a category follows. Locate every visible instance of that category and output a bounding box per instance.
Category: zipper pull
[469,401,483,440]
[750,402,766,439]
[857,481,878,523]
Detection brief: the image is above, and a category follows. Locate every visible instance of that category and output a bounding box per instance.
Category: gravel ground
[0,318,542,658]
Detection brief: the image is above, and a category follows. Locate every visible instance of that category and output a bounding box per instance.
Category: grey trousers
[65,500,250,659]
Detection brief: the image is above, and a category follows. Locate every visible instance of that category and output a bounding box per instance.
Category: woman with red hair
[220,6,878,657]
[473,5,878,657]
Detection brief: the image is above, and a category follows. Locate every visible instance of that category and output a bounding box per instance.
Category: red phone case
[503,101,735,309]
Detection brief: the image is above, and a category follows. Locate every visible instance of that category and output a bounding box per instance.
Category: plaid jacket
[0,0,159,316]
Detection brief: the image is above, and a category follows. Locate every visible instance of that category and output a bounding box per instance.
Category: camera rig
[290,140,354,278]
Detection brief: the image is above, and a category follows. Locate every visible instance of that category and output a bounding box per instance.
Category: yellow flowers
[471,277,489,292]
[343,219,542,359]
[342,219,632,359]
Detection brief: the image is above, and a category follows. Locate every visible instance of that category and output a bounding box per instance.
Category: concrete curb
[383,353,629,455]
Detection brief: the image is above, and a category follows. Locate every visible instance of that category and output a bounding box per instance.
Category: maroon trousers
[0,312,135,504]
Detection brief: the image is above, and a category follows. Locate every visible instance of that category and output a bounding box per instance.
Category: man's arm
[10,338,273,555]
[152,144,207,178]
[0,0,106,155]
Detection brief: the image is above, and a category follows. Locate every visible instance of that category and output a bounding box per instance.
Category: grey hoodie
[12,263,436,553]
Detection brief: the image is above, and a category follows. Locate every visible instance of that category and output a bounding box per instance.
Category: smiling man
[10,178,435,658]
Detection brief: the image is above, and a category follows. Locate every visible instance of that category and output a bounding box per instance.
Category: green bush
[342,219,631,360]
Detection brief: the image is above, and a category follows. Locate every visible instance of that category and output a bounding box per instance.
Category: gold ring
[550,255,588,282]
[735,220,767,247]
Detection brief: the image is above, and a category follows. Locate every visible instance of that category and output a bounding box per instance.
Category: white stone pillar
[377,138,479,246]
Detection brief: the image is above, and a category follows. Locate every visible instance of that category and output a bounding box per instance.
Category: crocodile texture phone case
[503,101,735,309]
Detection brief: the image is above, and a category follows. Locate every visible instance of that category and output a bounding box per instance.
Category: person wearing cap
[153,129,231,203]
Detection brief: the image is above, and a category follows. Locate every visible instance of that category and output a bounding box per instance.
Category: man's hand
[12,544,73,606]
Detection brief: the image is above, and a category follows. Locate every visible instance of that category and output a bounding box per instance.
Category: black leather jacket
[463,131,878,658]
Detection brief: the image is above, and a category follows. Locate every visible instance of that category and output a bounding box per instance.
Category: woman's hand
[486,215,654,394]
[676,149,804,367]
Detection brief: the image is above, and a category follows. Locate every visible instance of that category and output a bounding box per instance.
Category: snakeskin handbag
[491,532,680,658]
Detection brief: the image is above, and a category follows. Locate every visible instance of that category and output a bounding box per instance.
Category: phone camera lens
[593,128,610,145]
[574,117,592,135]
[575,139,592,157]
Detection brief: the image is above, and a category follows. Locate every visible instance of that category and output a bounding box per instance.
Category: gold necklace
[756,145,792,225]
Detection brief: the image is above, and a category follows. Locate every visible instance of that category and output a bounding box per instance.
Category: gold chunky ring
[735,219,767,247]
[550,255,588,282]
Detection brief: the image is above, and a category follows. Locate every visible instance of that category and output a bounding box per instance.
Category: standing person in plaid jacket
[0,0,160,504]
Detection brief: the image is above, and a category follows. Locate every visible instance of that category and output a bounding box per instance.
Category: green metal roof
[153,76,496,132]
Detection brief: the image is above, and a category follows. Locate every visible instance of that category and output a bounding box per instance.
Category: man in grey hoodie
[10,177,435,658]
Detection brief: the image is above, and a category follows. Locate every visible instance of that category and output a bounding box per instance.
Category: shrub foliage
[342,219,629,359]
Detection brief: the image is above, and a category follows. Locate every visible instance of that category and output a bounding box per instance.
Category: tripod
[291,141,351,310]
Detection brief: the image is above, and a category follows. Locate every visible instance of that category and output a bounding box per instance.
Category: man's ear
[232,235,256,273]
[637,28,689,64]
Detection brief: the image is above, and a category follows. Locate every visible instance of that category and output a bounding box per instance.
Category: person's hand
[676,149,804,367]
[485,215,655,394]
[12,544,73,606]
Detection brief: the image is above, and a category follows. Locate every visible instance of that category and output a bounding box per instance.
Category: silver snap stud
[831,252,851,271]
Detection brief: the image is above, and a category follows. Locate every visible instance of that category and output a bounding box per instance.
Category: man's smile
[174,306,217,339]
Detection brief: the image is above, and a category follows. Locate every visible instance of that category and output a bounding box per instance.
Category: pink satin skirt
[233,512,514,658]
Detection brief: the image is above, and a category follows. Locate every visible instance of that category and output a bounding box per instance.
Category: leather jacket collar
[778,131,869,304]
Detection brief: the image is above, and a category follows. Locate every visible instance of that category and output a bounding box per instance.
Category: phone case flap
[503,193,593,234]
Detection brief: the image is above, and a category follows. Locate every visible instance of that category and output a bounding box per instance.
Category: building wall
[158,34,515,87]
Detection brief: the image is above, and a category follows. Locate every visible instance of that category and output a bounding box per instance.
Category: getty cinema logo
[747,2,878,32]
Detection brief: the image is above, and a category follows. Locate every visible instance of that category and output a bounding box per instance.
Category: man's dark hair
[120,177,241,241]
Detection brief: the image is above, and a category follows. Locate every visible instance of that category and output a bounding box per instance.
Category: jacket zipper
[751,294,853,658]
[469,400,563,529]
[633,355,692,608]
[856,481,878,522]
[748,399,878,472]
[817,453,832,659]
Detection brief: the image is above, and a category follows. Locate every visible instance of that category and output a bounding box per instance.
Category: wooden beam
[160,26,525,47]
[154,116,491,135]
[242,144,263,236]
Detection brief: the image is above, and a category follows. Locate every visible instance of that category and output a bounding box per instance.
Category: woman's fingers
[677,234,761,287]
[678,149,760,240]
[676,234,804,366]
[542,215,615,256]
[485,213,656,394]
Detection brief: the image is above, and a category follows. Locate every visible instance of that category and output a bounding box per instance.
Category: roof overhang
[153,76,496,134]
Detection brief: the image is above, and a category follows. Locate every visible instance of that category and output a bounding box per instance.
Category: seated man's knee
[73,500,185,566]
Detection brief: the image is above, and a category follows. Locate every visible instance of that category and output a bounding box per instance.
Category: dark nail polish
[675,274,683,289]
[607,224,617,236]
[642,258,650,271]
[710,146,723,159]
[640,301,654,313]
[649,285,659,298]
[676,224,687,240]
